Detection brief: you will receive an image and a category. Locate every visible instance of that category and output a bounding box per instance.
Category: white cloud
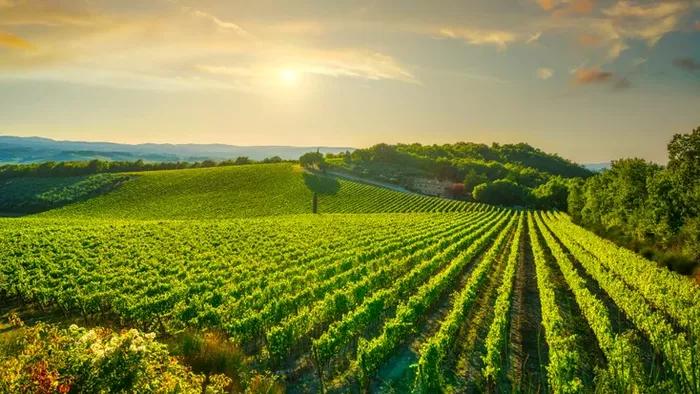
[537,67,554,80]
[189,9,251,37]
[439,27,518,50]
[602,0,691,46]
[197,49,418,86]
[526,31,542,44]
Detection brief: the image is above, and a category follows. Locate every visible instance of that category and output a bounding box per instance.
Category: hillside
[327,142,592,209]
[37,163,481,219]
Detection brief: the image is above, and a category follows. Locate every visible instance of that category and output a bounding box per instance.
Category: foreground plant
[0,318,229,393]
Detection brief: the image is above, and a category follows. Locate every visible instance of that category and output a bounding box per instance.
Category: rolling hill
[33,163,482,219]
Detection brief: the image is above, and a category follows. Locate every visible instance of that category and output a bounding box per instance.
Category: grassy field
[36,163,480,219]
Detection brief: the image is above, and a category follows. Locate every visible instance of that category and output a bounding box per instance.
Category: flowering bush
[0,322,232,393]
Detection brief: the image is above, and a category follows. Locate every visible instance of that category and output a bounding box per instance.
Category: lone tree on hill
[300,151,331,213]
[302,173,339,214]
[299,151,326,172]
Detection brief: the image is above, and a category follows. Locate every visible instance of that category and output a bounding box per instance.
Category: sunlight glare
[279,68,301,86]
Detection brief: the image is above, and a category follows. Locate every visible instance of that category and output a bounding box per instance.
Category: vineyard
[37,163,482,219]
[2,172,700,393]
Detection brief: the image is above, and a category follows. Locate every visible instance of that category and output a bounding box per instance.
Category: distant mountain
[0,136,354,164]
[583,162,610,172]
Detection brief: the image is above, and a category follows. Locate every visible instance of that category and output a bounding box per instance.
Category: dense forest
[568,126,700,274]
[328,142,591,209]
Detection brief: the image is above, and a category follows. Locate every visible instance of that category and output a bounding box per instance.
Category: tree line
[0,156,289,180]
[326,142,589,209]
[568,126,700,274]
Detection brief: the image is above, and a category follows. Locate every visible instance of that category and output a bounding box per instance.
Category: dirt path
[542,222,677,388]
[510,222,548,393]
[533,223,606,389]
[369,227,514,392]
[451,229,513,391]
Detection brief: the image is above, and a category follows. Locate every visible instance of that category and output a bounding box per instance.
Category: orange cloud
[538,0,557,11]
[540,0,596,16]
[601,1,689,45]
[571,0,596,15]
[694,21,700,31]
[0,31,33,49]
[578,33,602,47]
[573,67,612,84]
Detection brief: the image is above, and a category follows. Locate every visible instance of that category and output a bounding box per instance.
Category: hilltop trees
[0,156,279,180]
[472,179,531,207]
[532,177,570,211]
[330,142,591,209]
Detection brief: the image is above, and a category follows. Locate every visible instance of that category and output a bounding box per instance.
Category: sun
[278,68,300,86]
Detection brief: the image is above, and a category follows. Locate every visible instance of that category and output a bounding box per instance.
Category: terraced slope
[38,163,482,219]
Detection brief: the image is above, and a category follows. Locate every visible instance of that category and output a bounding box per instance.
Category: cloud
[573,67,612,84]
[673,57,700,72]
[578,33,602,47]
[305,51,418,83]
[537,1,693,62]
[572,66,631,89]
[695,20,700,31]
[613,77,631,90]
[601,1,691,46]
[439,27,520,50]
[197,49,418,85]
[0,1,421,92]
[537,0,558,11]
[0,1,109,27]
[538,0,597,16]
[526,31,543,44]
[0,31,33,49]
[189,9,251,37]
[632,57,647,67]
[537,67,554,80]
[554,0,597,16]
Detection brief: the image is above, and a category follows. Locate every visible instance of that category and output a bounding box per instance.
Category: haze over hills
[1,135,615,171]
[0,135,354,164]
[583,162,610,172]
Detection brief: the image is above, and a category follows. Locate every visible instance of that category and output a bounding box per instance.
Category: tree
[302,173,340,213]
[667,126,700,191]
[472,179,531,207]
[299,152,326,171]
[234,156,252,165]
[532,176,569,211]
[262,156,283,163]
[463,169,488,194]
[567,179,585,222]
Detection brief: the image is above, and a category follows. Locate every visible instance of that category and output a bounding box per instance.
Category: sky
[1,0,699,163]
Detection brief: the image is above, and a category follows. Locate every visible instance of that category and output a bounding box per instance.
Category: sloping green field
[38,163,481,219]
